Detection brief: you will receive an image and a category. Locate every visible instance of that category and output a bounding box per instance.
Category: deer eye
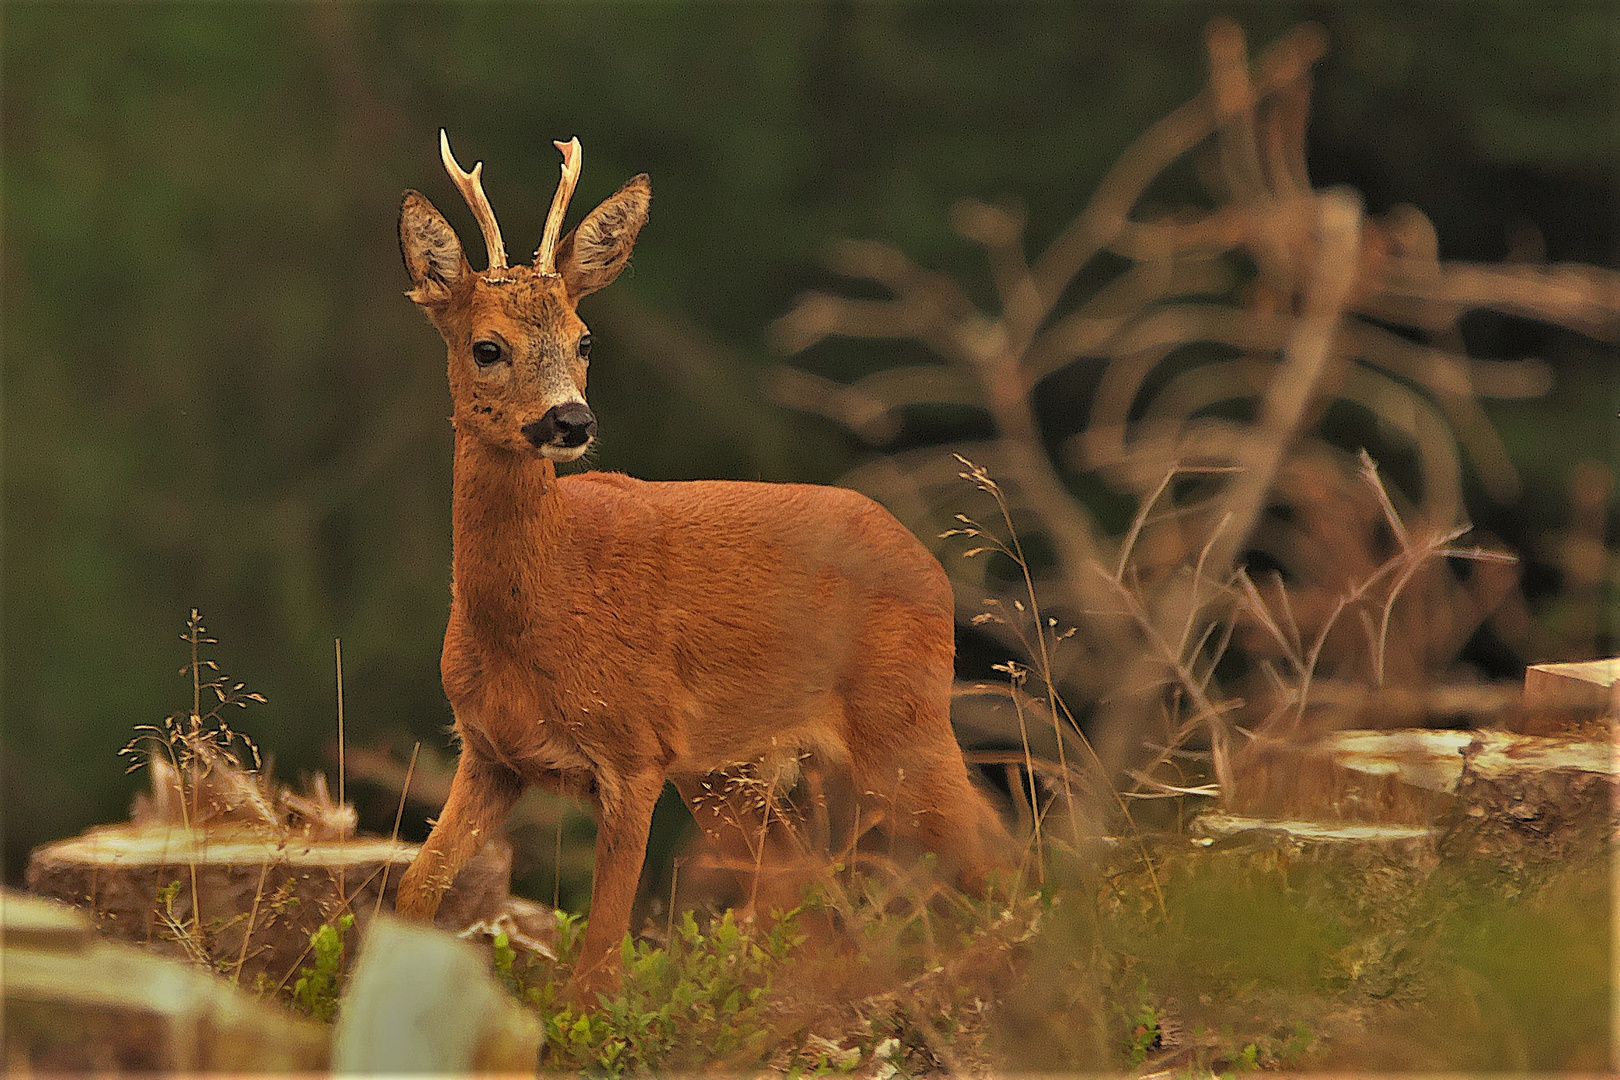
[578,334,592,360]
[472,340,505,367]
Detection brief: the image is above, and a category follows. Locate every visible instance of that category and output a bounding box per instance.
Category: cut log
[1230,728,1465,824]
[26,823,512,987]
[1324,728,1616,790]
[2,889,329,1072]
[1523,658,1620,733]
[333,914,541,1072]
[1192,813,1435,844]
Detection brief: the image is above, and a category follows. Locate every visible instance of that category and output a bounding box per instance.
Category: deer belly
[458,710,595,781]
[667,688,851,776]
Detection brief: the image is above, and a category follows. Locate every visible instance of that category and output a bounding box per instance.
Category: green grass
[992,836,1611,1074]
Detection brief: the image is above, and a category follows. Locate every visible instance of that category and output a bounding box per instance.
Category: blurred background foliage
[3,2,1614,885]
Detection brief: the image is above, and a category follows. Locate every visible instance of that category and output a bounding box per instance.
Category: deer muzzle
[524,402,597,451]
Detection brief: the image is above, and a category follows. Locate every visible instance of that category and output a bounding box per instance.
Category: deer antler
[535,137,582,275]
[439,129,508,271]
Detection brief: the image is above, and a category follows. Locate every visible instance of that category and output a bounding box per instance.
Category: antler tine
[439,129,508,271]
[535,137,582,275]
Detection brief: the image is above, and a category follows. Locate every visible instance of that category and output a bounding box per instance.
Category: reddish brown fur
[394,145,1011,999]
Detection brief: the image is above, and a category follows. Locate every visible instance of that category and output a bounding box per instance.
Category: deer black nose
[525,402,597,449]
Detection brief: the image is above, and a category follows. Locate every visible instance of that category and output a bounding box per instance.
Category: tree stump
[1435,730,1618,886]
[1523,658,1620,734]
[26,824,512,988]
[1214,659,1618,896]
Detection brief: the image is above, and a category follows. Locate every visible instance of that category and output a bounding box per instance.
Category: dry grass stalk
[49,610,437,988]
[374,739,420,922]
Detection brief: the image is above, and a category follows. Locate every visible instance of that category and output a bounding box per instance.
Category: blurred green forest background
[4,2,1615,886]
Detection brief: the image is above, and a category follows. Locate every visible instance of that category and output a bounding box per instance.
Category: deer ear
[400,190,471,304]
[556,174,650,300]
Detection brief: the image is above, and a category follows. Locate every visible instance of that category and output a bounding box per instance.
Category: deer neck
[449,427,567,641]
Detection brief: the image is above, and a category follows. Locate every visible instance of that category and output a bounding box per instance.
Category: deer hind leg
[397,748,524,921]
[847,695,1017,896]
[572,767,665,1002]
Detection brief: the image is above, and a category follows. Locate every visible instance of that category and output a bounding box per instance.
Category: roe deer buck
[394,132,1013,996]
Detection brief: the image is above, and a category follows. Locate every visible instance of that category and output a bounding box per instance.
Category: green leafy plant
[1122,987,1163,1067]
[1227,1041,1260,1075]
[289,913,354,1022]
[492,908,801,1076]
[491,929,521,995]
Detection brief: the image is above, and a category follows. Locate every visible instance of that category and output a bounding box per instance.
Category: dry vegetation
[27,611,511,1011]
[31,613,383,991]
[770,17,1616,817]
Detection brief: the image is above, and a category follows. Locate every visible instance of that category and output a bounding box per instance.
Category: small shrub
[289,913,354,1022]
[492,908,801,1076]
[1123,994,1163,1067]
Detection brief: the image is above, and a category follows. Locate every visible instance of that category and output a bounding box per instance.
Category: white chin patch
[541,442,590,463]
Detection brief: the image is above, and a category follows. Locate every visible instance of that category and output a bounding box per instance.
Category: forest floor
[14,704,1616,1075]
[425,757,1617,1077]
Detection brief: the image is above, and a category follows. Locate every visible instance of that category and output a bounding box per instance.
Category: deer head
[400,132,651,461]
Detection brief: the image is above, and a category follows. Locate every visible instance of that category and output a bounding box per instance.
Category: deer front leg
[397,748,523,921]
[571,769,665,1004]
